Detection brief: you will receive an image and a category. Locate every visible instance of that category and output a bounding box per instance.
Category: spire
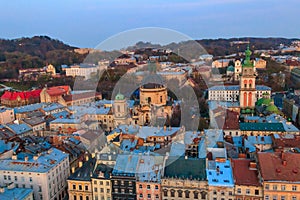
[242,44,254,67]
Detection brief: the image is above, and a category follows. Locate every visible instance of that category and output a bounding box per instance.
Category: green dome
[227,65,234,72]
[115,92,125,100]
[266,105,279,112]
[256,98,272,106]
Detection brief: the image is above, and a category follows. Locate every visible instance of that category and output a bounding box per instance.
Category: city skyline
[0,0,299,48]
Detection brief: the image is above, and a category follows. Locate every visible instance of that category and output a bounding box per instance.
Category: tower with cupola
[113,92,130,126]
[239,46,257,109]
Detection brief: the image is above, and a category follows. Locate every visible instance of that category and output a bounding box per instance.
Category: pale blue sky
[0,0,299,47]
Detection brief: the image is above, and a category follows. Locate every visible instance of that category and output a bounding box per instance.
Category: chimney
[91,153,95,158]
[24,156,28,162]
[85,155,89,161]
[79,161,83,168]
[282,160,287,166]
[33,155,39,161]
[12,154,17,160]
[163,125,166,131]
[71,167,75,174]
[0,187,4,193]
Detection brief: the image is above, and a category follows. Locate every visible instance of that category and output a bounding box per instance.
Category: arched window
[249,79,253,88]
[243,92,247,107]
[244,80,248,88]
[248,92,252,107]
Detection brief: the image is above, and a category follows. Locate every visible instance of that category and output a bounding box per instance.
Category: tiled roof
[231,159,260,186]
[1,89,41,100]
[258,152,300,182]
[46,85,69,96]
[63,91,101,102]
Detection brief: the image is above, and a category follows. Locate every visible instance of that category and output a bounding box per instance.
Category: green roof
[115,92,125,100]
[240,123,285,132]
[242,45,254,68]
[266,105,279,112]
[164,157,206,180]
[227,65,234,72]
[256,98,272,106]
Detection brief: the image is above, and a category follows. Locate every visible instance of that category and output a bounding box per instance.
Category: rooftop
[69,157,96,181]
[0,186,33,200]
[240,123,285,132]
[164,156,206,180]
[231,159,260,186]
[0,148,68,173]
[206,160,234,187]
[6,123,32,135]
[258,152,300,182]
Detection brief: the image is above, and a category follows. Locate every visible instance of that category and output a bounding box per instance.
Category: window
[4,175,6,180]
[100,181,103,185]
[292,186,297,191]
[155,185,158,190]
[74,195,77,200]
[171,190,175,197]
[85,185,88,191]
[139,194,143,198]
[237,188,241,194]
[265,196,269,200]
[281,196,285,200]
[255,189,259,195]
[73,184,76,190]
[163,190,168,197]
[273,195,278,200]
[139,184,142,189]
[281,185,285,191]
[246,189,250,194]
[94,187,97,192]
[178,190,183,197]
[292,196,296,200]
[213,190,217,195]
[221,191,225,195]
[29,177,32,182]
[147,194,151,199]
[14,176,17,181]
[273,185,277,190]
[79,185,82,190]
[265,184,269,190]
[229,191,233,196]
[147,185,150,190]
[185,190,190,198]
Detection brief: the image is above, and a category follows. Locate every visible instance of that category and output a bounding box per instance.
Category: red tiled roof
[258,152,300,182]
[214,108,239,130]
[286,60,300,66]
[1,89,41,101]
[63,92,101,102]
[46,86,70,96]
[232,159,260,186]
[271,134,300,149]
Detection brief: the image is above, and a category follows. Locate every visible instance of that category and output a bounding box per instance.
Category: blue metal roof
[206,160,234,187]
[0,148,68,173]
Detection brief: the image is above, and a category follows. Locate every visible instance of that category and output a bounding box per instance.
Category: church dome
[115,92,125,100]
[256,98,271,106]
[227,65,234,72]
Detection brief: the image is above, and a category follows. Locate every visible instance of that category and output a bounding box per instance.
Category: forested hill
[131,37,299,57]
[0,36,86,79]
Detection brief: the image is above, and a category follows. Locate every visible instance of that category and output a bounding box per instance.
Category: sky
[0,0,299,48]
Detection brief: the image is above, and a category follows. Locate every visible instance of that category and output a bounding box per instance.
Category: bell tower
[239,45,257,109]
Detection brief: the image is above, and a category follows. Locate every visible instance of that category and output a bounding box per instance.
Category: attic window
[224,180,229,183]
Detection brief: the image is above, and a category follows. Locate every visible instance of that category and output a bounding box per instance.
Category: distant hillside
[130,37,299,57]
[0,36,86,79]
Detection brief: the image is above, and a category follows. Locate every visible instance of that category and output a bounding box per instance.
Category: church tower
[113,92,129,126]
[234,59,242,81]
[239,46,257,109]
